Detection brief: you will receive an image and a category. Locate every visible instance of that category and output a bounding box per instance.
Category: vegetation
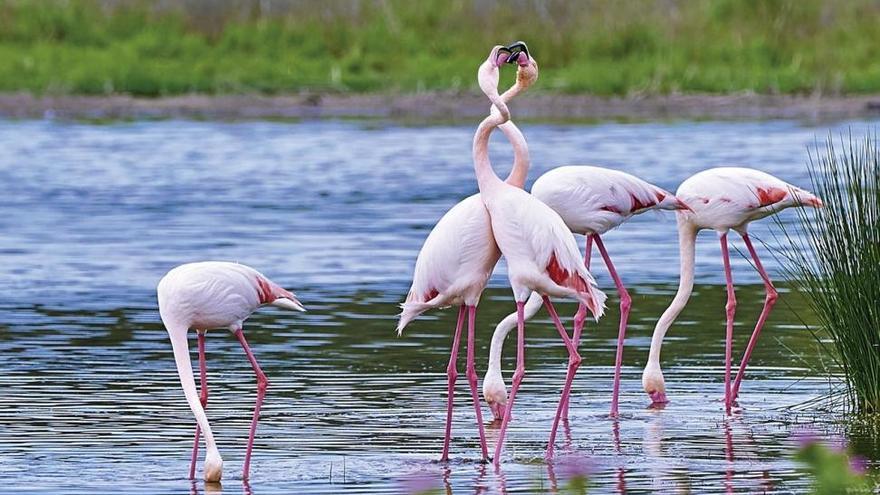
[1,0,880,96]
[781,133,880,413]
[795,433,872,494]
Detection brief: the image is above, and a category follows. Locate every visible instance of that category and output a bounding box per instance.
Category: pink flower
[398,472,440,495]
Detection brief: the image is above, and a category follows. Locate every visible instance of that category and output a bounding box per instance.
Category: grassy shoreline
[1,0,880,97]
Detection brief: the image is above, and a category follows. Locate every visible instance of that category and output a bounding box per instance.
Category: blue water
[0,117,876,494]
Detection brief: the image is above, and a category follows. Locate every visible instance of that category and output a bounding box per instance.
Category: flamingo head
[203,450,223,482]
[482,368,508,421]
[507,42,539,91]
[642,361,668,405]
[657,192,693,212]
[789,187,824,209]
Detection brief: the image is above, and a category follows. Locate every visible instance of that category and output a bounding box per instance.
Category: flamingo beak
[489,402,506,421]
[504,41,530,64]
[272,297,306,312]
[676,198,694,212]
[494,46,512,67]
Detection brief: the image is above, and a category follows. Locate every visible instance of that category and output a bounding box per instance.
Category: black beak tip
[502,41,530,64]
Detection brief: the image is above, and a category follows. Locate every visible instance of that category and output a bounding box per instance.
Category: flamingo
[483,166,690,422]
[472,44,607,464]
[396,43,538,462]
[157,261,305,481]
[641,167,822,412]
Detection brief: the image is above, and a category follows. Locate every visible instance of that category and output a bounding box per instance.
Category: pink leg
[234,328,269,480]
[466,306,489,461]
[493,301,526,466]
[561,235,593,419]
[593,235,632,417]
[543,296,581,460]
[441,305,466,462]
[731,233,778,400]
[188,330,208,480]
[719,233,736,413]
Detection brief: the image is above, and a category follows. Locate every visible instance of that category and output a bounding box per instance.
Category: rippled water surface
[1,117,878,494]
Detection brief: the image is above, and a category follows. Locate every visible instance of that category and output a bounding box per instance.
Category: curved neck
[498,119,529,188]
[648,218,698,364]
[167,325,219,456]
[488,292,543,372]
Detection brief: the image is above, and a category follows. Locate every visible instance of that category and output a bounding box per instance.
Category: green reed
[1,0,880,96]
[780,133,880,413]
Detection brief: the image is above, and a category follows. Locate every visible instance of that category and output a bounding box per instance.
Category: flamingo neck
[647,218,698,364]
[498,120,529,188]
[497,77,530,188]
[473,111,509,192]
[488,292,543,371]
[166,324,220,457]
[473,59,509,193]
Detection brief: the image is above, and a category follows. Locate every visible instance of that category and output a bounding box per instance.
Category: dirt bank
[2,92,880,122]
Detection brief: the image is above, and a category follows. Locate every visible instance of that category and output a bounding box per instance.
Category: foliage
[795,433,872,495]
[0,0,879,96]
[780,133,880,413]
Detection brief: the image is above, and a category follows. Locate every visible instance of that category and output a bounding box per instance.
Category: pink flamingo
[472,45,607,464]
[396,44,538,462]
[641,167,822,412]
[483,166,690,423]
[158,261,305,481]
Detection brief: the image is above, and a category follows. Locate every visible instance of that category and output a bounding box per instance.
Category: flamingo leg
[593,235,632,417]
[441,305,466,462]
[493,301,526,466]
[561,235,593,419]
[465,305,489,461]
[719,233,736,413]
[233,327,269,480]
[543,296,581,459]
[731,233,778,401]
[188,330,209,480]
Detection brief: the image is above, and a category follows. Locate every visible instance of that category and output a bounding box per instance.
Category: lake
[1,117,877,494]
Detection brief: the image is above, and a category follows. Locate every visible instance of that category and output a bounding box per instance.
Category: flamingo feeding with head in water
[483,166,690,424]
[641,167,822,412]
[158,261,305,481]
[472,44,607,464]
[396,43,538,462]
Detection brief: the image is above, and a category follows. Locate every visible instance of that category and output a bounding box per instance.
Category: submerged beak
[272,297,306,312]
[489,402,506,421]
[648,390,669,405]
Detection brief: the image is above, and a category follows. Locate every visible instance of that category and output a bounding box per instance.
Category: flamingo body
[397,194,498,329]
[484,166,687,420]
[485,184,606,310]
[159,261,301,331]
[676,167,821,232]
[158,261,304,482]
[531,165,684,235]
[396,50,539,462]
[643,166,821,411]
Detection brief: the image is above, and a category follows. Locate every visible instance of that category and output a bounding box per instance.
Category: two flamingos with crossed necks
[472,44,607,465]
[396,43,539,462]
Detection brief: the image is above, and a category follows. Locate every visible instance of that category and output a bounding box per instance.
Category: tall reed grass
[781,134,880,413]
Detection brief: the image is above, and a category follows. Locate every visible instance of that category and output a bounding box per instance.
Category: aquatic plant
[780,133,880,413]
[794,430,872,494]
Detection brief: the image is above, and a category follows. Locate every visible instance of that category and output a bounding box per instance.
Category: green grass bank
[1,0,879,97]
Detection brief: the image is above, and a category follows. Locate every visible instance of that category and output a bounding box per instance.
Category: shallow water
[1,117,878,494]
